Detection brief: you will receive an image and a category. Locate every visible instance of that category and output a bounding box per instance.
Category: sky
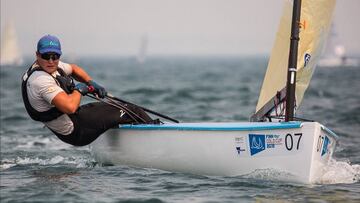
[1,0,360,57]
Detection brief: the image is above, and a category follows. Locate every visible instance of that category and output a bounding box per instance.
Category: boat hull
[90,122,337,183]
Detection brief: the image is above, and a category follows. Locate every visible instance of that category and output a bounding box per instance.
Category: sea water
[1,56,359,202]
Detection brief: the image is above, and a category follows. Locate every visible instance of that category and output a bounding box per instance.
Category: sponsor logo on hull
[249,134,265,155]
[321,136,330,156]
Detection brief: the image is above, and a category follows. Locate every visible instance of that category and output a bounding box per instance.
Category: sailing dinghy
[318,25,359,67]
[91,0,338,183]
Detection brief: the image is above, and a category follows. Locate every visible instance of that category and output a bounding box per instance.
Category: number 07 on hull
[91,121,337,183]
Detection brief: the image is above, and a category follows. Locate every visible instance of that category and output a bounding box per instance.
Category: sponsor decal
[321,136,330,156]
[304,53,311,67]
[235,137,244,143]
[266,134,282,148]
[248,134,284,156]
[46,87,56,93]
[41,40,60,48]
[235,136,246,156]
[236,147,245,155]
[249,134,265,155]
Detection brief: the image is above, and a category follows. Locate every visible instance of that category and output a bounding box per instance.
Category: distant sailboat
[136,34,148,64]
[0,22,23,66]
[318,25,359,67]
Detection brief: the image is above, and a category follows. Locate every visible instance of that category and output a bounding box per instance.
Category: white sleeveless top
[25,61,74,135]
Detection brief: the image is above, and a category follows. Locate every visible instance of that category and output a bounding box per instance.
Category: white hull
[90,121,338,183]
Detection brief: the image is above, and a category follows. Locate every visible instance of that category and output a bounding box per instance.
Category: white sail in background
[318,25,359,67]
[136,34,148,64]
[255,0,336,116]
[0,22,23,66]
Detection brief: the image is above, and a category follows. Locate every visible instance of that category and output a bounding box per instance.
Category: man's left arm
[70,64,107,98]
[70,64,92,83]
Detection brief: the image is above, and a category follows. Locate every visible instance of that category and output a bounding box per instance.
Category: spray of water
[316,158,360,184]
[240,157,360,184]
[0,155,94,170]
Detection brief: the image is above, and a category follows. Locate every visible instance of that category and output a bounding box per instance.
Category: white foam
[240,158,360,184]
[0,155,93,170]
[316,158,360,184]
[242,168,299,183]
[0,163,17,170]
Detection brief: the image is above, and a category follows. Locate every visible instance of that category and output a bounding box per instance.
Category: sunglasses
[40,53,61,61]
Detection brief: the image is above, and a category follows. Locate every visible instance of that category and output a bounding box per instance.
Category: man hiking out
[21,34,153,146]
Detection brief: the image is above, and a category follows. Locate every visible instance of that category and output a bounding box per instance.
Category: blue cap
[37,35,62,55]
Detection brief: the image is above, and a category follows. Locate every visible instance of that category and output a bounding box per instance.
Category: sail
[253,0,336,120]
[322,25,343,58]
[137,34,148,64]
[0,22,23,66]
[318,24,359,67]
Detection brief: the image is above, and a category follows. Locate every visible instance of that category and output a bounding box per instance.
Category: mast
[285,0,302,122]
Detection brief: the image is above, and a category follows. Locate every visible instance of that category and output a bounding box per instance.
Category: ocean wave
[15,136,72,150]
[0,155,94,170]
[124,88,169,96]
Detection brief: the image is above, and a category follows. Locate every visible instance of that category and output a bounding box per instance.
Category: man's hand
[88,80,107,98]
[74,83,89,95]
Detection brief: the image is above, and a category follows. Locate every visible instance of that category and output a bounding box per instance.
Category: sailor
[21,34,153,146]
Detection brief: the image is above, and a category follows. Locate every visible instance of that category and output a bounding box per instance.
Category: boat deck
[119,121,303,131]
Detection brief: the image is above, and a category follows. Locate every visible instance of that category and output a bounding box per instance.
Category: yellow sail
[255,0,336,115]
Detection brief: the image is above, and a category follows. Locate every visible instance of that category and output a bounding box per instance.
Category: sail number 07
[285,133,303,150]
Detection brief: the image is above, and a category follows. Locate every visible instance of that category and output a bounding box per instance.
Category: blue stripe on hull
[119,121,302,131]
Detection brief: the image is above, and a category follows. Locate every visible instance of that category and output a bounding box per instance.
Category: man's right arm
[51,91,82,114]
[35,74,83,114]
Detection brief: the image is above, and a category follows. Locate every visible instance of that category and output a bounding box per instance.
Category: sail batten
[252,0,336,121]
